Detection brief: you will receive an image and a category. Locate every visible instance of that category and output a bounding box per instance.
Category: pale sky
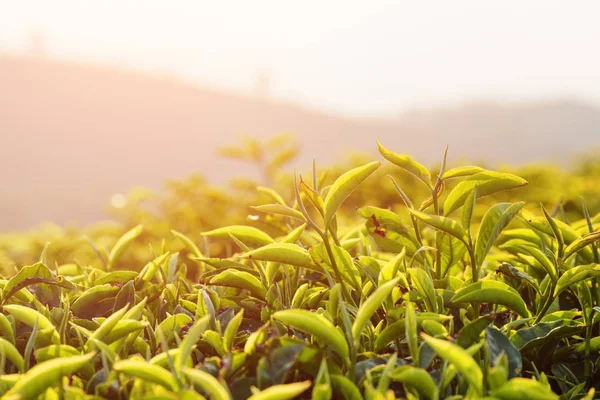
[1,1,599,116]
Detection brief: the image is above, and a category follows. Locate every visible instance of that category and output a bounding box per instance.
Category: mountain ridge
[1,53,599,229]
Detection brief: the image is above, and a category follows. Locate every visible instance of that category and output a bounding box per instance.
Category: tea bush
[0,139,600,399]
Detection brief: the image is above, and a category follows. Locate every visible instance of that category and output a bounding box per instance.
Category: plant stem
[468,247,480,319]
[534,284,556,324]
[320,232,358,308]
[585,319,592,386]
[432,186,442,281]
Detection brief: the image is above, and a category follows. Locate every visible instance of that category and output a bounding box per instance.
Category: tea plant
[0,140,599,399]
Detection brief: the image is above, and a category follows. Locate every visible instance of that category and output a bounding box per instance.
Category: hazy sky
[1,1,599,116]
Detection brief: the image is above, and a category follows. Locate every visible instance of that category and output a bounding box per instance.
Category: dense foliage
[1,138,600,399]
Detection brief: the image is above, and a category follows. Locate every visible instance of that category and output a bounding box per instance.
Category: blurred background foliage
[1,133,599,276]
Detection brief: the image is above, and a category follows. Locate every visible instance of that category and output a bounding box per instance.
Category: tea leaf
[456,314,495,348]
[422,333,483,395]
[272,309,350,364]
[330,374,362,400]
[0,339,23,373]
[491,377,558,399]
[442,166,486,180]
[408,209,468,245]
[323,161,380,227]
[563,231,600,261]
[406,302,419,366]
[408,268,438,313]
[554,263,600,297]
[2,305,60,345]
[209,270,267,299]
[176,315,211,371]
[183,368,232,400]
[113,358,179,391]
[389,366,438,400]
[223,309,244,353]
[202,225,274,247]
[377,141,432,188]
[475,202,524,266]
[242,243,313,268]
[444,171,528,216]
[247,380,312,400]
[107,225,143,270]
[486,327,522,378]
[374,313,452,353]
[4,353,96,399]
[451,280,531,318]
[352,278,399,346]
[171,230,203,258]
[251,204,306,222]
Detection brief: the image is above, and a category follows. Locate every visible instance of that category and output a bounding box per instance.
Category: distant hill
[1,54,599,230]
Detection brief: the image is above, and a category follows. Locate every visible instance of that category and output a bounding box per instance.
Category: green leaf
[405,302,419,367]
[352,278,399,347]
[156,313,193,344]
[223,309,244,353]
[359,206,420,254]
[2,305,60,345]
[108,225,143,270]
[377,141,432,188]
[442,166,486,180]
[279,224,307,244]
[171,230,203,258]
[374,313,452,353]
[474,202,524,266]
[183,368,232,400]
[71,284,120,318]
[378,249,406,287]
[554,264,600,297]
[542,206,564,259]
[444,171,528,216]
[1,262,73,304]
[4,353,96,399]
[422,333,483,395]
[437,233,468,276]
[408,268,438,313]
[137,253,171,283]
[113,358,179,391]
[456,314,495,349]
[312,359,332,400]
[176,315,210,371]
[202,225,274,247]
[486,327,522,378]
[247,381,312,400]
[461,187,477,238]
[95,270,138,286]
[257,343,305,388]
[251,204,306,222]
[563,231,600,261]
[0,338,24,372]
[510,320,584,352]
[510,245,557,281]
[272,309,350,364]
[323,161,380,227]
[526,217,593,261]
[84,304,130,352]
[330,374,362,400]
[242,243,313,268]
[257,186,286,206]
[422,320,448,338]
[491,378,558,400]
[209,270,267,299]
[389,366,438,400]
[451,280,531,318]
[408,209,468,245]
